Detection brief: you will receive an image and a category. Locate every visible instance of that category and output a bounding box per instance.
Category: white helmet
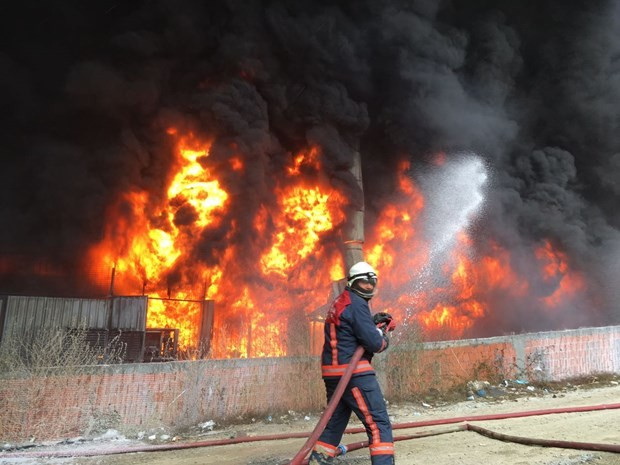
[347,261,378,299]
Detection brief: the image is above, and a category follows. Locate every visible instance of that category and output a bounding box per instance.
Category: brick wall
[377,325,620,396]
[1,325,619,441]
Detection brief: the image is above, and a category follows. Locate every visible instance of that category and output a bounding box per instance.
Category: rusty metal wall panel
[4,296,41,340]
[110,296,147,330]
[2,296,148,337]
[1,295,148,345]
[2,296,110,342]
[59,298,109,328]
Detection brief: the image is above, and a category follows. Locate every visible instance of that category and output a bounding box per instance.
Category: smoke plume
[1,0,618,332]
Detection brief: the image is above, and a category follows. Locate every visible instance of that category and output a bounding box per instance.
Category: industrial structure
[0,294,214,362]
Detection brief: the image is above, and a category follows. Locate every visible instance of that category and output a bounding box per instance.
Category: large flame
[260,184,345,277]
[88,131,346,356]
[87,131,591,357]
[366,161,588,341]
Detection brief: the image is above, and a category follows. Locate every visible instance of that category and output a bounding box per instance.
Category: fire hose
[288,343,620,463]
[301,403,620,463]
[288,346,365,465]
[2,359,620,462]
[3,402,620,460]
[319,421,620,463]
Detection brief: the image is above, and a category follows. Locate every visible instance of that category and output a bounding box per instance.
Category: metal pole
[108,265,116,297]
[343,151,365,271]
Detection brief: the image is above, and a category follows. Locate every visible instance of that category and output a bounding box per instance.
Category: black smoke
[1,1,618,329]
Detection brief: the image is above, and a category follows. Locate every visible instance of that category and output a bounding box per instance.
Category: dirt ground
[2,379,619,465]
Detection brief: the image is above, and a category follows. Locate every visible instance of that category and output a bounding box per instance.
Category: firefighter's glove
[373,312,396,332]
[375,327,390,353]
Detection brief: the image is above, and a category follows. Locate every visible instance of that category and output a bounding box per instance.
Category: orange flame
[86,134,590,356]
[286,147,321,176]
[535,240,585,308]
[260,185,345,277]
[88,132,347,356]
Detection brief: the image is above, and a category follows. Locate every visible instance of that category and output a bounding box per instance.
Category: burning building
[1,2,619,359]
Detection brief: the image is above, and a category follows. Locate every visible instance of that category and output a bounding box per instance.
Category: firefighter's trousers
[313,374,394,464]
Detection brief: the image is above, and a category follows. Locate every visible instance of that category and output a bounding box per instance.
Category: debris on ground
[2,374,618,464]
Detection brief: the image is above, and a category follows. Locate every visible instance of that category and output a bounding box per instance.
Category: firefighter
[309,261,396,465]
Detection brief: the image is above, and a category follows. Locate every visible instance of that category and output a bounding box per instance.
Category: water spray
[289,154,490,463]
[421,154,488,257]
[394,154,489,339]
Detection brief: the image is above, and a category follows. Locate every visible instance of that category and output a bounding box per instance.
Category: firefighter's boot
[308,450,334,465]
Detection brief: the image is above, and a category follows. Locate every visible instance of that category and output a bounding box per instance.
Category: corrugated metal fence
[0,295,147,362]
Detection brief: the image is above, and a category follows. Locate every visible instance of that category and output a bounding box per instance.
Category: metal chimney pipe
[343,151,364,272]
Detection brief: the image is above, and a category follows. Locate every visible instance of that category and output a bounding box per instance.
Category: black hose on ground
[3,402,619,460]
[465,423,620,453]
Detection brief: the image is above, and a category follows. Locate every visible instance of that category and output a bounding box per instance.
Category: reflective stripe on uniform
[313,440,338,457]
[351,386,381,444]
[369,442,395,456]
[321,359,374,377]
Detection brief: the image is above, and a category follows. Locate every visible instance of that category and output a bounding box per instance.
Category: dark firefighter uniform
[311,287,395,465]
